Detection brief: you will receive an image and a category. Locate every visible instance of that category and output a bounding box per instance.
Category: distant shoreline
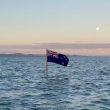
[0,53,42,57]
[0,53,110,57]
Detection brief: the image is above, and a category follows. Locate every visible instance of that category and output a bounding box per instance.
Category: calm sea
[0,56,110,110]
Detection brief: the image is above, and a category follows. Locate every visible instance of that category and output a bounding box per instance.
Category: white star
[62,62,64,65]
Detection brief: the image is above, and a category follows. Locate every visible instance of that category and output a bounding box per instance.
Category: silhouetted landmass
[0,53,109,57]
[0,53,44,57]
[0,53,80,56]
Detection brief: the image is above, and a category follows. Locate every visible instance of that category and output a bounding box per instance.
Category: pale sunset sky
[0,0,110,55]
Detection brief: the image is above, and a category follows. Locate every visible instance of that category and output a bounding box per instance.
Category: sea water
[0,56,110,110]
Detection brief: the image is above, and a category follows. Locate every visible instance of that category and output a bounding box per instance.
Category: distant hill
[0,53,84,57]
[0,53,44,57]
[0,53,106,57]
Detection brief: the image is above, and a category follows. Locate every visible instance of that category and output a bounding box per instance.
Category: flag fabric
[47,50,69,66]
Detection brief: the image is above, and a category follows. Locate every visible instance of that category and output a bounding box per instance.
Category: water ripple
[0,56,110,110]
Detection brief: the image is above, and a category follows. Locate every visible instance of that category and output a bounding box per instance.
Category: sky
[0,0,110,55]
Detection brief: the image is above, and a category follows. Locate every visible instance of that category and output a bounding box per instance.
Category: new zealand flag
[47,50,69,66]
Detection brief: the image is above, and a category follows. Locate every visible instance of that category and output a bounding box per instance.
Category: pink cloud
[0,43,110,56]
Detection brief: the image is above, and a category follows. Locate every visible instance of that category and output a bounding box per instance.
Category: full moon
[96,27,100,31]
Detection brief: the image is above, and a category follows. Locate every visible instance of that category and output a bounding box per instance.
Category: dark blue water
[0,56,110,110]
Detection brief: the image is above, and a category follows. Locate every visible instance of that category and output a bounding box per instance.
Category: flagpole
[46,49,48,75]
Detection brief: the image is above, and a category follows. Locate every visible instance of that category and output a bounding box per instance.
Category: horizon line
[0,53,110,57]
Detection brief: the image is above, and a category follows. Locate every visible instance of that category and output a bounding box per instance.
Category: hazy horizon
[0,43,110,56]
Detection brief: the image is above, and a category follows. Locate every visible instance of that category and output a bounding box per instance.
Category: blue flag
[47,50,69,66]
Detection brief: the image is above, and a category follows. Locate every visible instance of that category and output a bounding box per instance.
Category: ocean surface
[0,56,110,110]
